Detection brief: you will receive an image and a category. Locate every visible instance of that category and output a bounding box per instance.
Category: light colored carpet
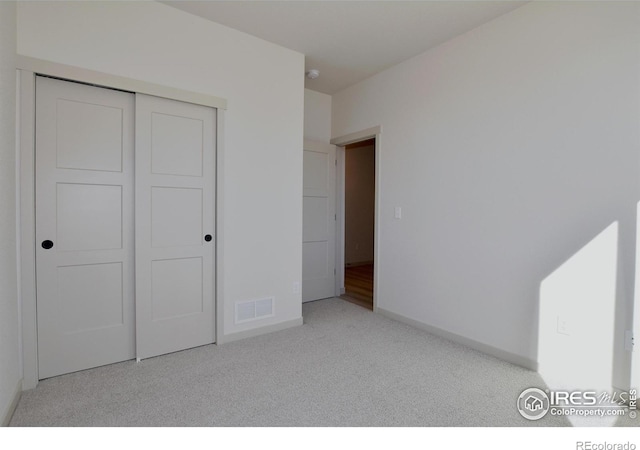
[10,297,629,427]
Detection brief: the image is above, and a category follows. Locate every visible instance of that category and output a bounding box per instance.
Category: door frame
[17,57,227,389]
[331,126,382,311]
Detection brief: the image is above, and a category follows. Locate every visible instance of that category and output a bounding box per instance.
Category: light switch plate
[557,316,570,336]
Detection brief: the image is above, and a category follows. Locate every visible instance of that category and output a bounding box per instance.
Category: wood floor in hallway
[342,263,373,310]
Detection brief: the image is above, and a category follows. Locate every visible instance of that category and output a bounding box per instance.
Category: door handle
[204,234,213,242]
[42,240,54,249]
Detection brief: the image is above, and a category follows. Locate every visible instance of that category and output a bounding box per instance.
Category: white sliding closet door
[35,76,136,379]
[135,94,216,360]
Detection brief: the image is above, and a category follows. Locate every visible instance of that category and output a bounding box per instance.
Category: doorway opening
[341,138,375,310]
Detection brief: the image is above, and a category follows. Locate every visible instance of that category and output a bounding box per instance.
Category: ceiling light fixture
[306,69,320,79]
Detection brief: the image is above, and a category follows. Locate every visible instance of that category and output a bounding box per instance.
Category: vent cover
[235,297,274,324]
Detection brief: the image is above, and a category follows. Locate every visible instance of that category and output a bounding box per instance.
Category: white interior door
[35,76,135,379]
[135,94,216,360]
[302,140,336,302]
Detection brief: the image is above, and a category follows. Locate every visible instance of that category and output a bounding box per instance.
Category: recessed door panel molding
[151,257,204,321]
[136,93,216,360]
[35,76,135,379]
[303,241,330,279]
[56,183,123,251]
[56,98,124,172]
[303,196,329,242]
[151,187,203,248]
[151,112,204,177]
[58,262,125,334]
[303,150,329,197]
[302,140,336,302]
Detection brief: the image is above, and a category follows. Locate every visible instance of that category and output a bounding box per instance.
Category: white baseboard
[376,307,538,371]
[217,317,303,345]
[1,378,22,427]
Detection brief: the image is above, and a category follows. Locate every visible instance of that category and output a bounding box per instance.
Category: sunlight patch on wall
[538,222,619,426]
[538,222,618,393]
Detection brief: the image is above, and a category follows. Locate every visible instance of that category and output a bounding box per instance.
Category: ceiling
[163,1,527,94]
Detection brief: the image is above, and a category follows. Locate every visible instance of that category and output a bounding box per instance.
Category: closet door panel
[35,76,135,379]
[135,94,216,360]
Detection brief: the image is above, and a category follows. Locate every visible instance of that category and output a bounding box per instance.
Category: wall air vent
[235,297,275,324]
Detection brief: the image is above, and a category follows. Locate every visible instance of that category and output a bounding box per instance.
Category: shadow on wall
[537,221,633,426]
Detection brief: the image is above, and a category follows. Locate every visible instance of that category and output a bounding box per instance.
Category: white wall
[345,143,375,265]
[304,88,331,143]
[17,1,304,338]
[333,1,640,388]
[0,1,21,423]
